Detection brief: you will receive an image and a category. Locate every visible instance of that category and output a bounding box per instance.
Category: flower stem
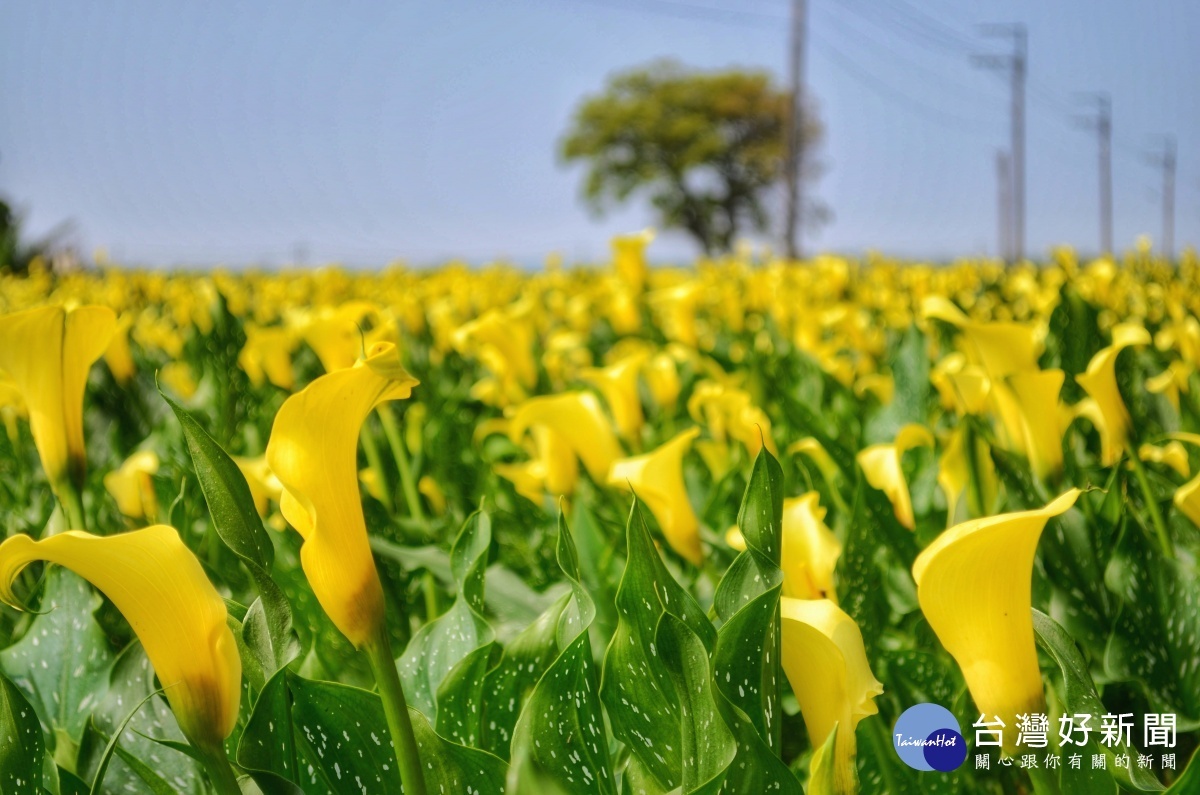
[361,422,394,514]
[377,405,425,524]
[364,631,428,795]
[58,481,86,531]
[1128,452,1173,559]
[196,743,241,795]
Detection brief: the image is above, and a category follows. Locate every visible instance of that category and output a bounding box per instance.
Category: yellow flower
[780,597,883,795]
[417,475,447,515]
[1166,433,1200,528]
[856,424,934,530]
[507,392,622,482]
[609,427,703,565]
[159,361,199,400]
[913,490,1080,750]
[853,373,894,404]
[788,437,843,491]
[1145,361,1192,411]
[1075,323,1151,466]
[0,375,27,446]
[104,312,137,384]
[612,229,654,292]
[294,301,381,373]
[687,380,777,461]
[267,341,418,647]
[930,353,990,415]
[453,308,537,403]
[581,352,646,439]
[239,323,297,390]
[643,351,681,411]
[233,455,283,517]
[997,369,1066,480]
[496,425,579,504]
[0,305,116,495]
[1138,441,1190,479]
[937,426,998,525]
[726,493,842,600]
[104,450,160,520]
[923,296,1041,378]
[0,526,241,749]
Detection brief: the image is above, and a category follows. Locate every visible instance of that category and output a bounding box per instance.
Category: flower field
[1,237,1199,794]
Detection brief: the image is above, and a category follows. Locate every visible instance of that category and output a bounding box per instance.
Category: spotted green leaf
[0,671,42,795]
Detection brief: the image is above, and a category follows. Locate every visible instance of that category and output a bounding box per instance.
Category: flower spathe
[1075,322,1151,466]
[0,525,241,749]
[912,489,1080,750]
[0,304,117,495]
[856,424,934,530]
[507,391,623,482]
[725,492,842,601]
[267,341,418,647]
[609,427,703,565]
[780,597,883,795]
[104,450,161,519]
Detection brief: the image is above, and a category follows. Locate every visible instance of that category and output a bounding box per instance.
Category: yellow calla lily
[0,375,27,446]
[912,489,1080,750]
[788,437,844,490]
[853,373,894,404]
[1145,361,1192,411]
[930,353,991,416]
[160,361,199,399]
[295,301,381,373]
[104,450,161,520]
[103,312,137,384]
[233,455,283,518]
[1138,441,1190,479]
[0,305,116,496]
[999,369,1066,480]
[612,228,654,292]
[1166,433,1200,528]
[453,308,537,403]
[857,424,934,530]
[239,324,297,390]
[1075,323,1151,465]
[780,597,883,795]
[937,426,998,525]
[609,427,703,565]
[0,526,241,750]
[417,475,447,516]
[643,351,681,411]
[266,341,419,647]
[923,296,1040,378]
[781,493,842,601]
[582,351,646,439]
[496,424,579,504]
[508,392,622,482]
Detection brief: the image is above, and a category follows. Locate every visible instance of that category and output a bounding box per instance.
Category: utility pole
[1144,137,1177,260]
[996,150,1013,260]
[783,0,808,261]
[1073,93,1113,254]
[973,23,1027,260]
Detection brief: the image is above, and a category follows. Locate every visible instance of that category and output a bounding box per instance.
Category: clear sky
[1,0,1196,266]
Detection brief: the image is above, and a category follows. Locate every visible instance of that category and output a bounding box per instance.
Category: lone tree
[561,60,823,256]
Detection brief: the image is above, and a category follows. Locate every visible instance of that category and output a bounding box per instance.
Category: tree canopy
[561,60,823,256]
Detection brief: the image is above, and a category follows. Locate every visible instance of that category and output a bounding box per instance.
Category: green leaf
[601,500,714,790]
[509,508,613,794]
[1104,522,1200,722]
[397,509,494,745]
[237,668,505,795]
[1034,609,1162,792]
[110,746,177,795]
[864,325,931,445]
[161,389,300,681]
[80,643,202,795]
[836,482,890,653]
[0,569,114,746]
[1165,748,1200,793]
[87,690,161,795]
[655,613,736,793]
[0,671,43,795]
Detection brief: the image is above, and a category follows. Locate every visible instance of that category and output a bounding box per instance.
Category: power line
[973,23,1027,260]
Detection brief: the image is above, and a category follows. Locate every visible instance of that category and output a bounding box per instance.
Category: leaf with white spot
[0,568,114,748]
[0,671,43,795]
[509,508,614,794]
[397,508,495,745]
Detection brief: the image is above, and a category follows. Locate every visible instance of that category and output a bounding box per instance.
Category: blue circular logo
[892,704,967,772]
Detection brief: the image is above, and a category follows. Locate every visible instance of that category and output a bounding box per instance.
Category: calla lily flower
[930,353,991,416]
[238,323,298,390]
[453,308,537,403]
[1075,323,1151,466]
[857,424,934,530]
[0,525,241,750]
[294,301,382,374]
[937,426,998,525]
[0,376,27,446]
[507,392,623,482]
[417,475,447,516]
[1166,433,1200,528]
[687,380,777,459]
[644,351,682,411]
[0,305,116,496]
[780,597,883,795]
[103,312,137,385]
[582,352,647,438]
[233,455,283,518]
[1138,441,1190,478]
[788,437,844,491]
[612,229,654,292]
[495,424,579,504]
[159,361,199,399]
[726,492,842,601]
[104,450,161,519]
[267,341,419,647]
[608,427,703,564]
[923,296,1041,378]
[998,369,1066,480]
[912,489,1080,750]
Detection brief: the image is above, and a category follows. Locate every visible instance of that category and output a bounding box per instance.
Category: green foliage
[561,60,824,254]
[0,672,42,795]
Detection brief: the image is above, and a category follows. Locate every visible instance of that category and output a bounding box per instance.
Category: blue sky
[1,0,1196,266]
